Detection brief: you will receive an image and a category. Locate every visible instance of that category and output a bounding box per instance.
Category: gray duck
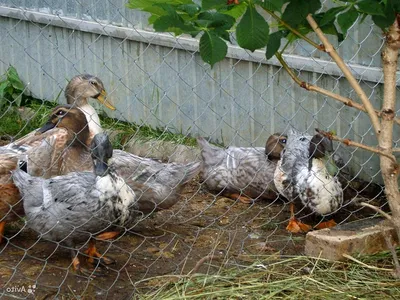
[12,133,139,275]
[197,133,287,203]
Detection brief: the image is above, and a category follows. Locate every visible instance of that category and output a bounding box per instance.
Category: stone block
[305,218,398,261]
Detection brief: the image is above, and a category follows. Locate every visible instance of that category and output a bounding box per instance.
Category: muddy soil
[0,179,381,299]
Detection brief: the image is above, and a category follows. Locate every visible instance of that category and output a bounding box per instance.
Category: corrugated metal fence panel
[0,0,387,68]
[0,4,399,184]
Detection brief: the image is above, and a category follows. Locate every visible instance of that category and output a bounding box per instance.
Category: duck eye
[56,110,65,116]
[89,80,96,86]
[281,139,287,144]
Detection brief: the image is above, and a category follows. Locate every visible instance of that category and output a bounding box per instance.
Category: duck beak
[37,121,56,134]
[96,90,115,111]
[93,160,109,177]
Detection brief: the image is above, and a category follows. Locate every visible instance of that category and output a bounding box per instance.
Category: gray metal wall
[0,1,399,183]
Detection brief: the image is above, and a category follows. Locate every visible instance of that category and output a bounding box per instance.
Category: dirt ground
[0,175,384,299]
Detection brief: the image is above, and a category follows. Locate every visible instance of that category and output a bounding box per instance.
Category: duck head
[65,74,115,110]
[90,133,113,177]
[37,105,90,147]
[309,133,333,159]
[265,133,287,160]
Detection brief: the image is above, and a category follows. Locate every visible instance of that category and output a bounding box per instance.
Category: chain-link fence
[0,1,399,299]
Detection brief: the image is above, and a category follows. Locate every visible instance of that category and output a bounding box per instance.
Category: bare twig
[393,148,400,152]
[188,254,219,275]
[275,53,400,126]
[316,129,398,164]
[359,202,392,221]
[306,14,382,135]
[384,234,400,278]
[342,254,393,272]
[261,9,323,50]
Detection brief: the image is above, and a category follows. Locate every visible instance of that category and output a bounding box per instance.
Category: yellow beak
[96,90,115,111]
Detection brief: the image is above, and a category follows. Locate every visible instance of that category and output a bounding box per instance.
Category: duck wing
[0,128,71,180]
[112,149,200,212]
[198,137,276,198]
[12,169,108,242]
[112,149,200,188]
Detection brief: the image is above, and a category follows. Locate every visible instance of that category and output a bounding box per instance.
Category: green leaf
[372,0,397,30]
[236,5,270,51]
[222,2,247,19]
[0,81,9,100]
[153,11,199,35]
[265,31,284,59]
[281,0,321,28]
[319,6,348,27]
[337,7,359,36]
[177,4,200,17]
[12,92,22,107]
[7,66,24,91]
[202,0,226,10]
[258,0,288,12]
[356,0,385,16]
[197,12,235,30]
[127,0,192,9]
[199,31,228,67]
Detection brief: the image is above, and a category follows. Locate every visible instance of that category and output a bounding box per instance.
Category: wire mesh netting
[0,0,399,299]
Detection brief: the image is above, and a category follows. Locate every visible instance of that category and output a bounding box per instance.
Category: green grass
[0,99,198,148]
[101,114,198,149]
[133,253,400,299]
[0,102,56,139]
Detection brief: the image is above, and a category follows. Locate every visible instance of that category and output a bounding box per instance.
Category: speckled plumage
[274,129,343,216]
[111,150,201,213]
[197,134,286,201]
[12,133,139,245]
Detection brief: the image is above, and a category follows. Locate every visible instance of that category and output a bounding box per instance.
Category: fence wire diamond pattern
[0,0,397,299]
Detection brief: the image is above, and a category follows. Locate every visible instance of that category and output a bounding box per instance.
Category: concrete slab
[305,218,398,261]
[106,132,200,164]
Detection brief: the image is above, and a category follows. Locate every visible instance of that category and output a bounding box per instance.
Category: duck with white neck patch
[274,129,343,233]
[12,133,139,276]
[64,74,115,143]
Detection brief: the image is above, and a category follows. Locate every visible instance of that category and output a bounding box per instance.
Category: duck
[0,74,114,179]
[0,105,91,243]
[111,150,201,214]
[1,104,200,243]
[274,129,343,233]
[0,73,114,243]
[197,133,287,204]
[3,73,114,155]
[12,133,139,275]
[33,105,201,211]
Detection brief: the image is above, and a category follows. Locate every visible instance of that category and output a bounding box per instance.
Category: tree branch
[261,8,323,50]
[275,53,400,126]
[379,16,400,222]
[316,129,398,164]
[306,14,382,135]
[359,202,392,221]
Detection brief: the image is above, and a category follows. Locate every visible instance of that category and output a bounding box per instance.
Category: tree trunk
[380,15,400,225]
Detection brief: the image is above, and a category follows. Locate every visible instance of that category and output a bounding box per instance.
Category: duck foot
[84,240,115,265]
[228,193,254,204]
[72,257,105,277]
[0,221,5,244]
[314,219,337,230]
[96,231,120,241]
[286,203,312,233]
[286,218,312,233]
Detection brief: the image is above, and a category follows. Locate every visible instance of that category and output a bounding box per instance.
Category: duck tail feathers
[180,161,201,185]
